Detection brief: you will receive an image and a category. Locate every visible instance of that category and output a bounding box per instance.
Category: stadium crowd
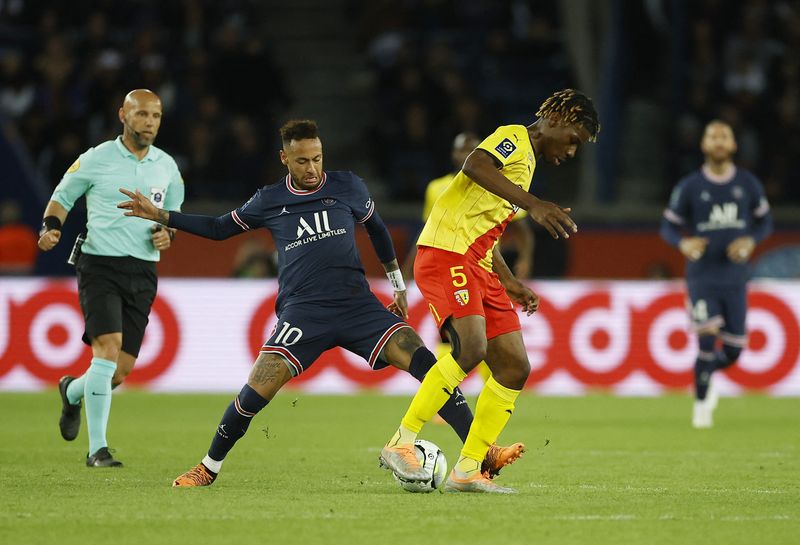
[352,0,800,204]
[0,0,291,200]
[1,0,799,206]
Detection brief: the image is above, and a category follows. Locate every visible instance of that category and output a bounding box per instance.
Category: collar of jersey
[701,164,737,184]
[114,136,159,162]
[286,172,327,195]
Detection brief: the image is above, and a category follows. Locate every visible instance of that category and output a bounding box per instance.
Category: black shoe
[86,447,123,468]
[58,376,81,441]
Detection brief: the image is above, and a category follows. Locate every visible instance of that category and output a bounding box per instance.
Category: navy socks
[208,384,269,462]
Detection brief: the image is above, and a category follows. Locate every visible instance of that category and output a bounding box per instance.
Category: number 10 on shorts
[275,321,303,346]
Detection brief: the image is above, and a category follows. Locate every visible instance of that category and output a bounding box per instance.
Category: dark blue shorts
[259,295,412,376]
[686,282,747,345]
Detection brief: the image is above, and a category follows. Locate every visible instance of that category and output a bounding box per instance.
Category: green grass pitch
[1,391,798,545]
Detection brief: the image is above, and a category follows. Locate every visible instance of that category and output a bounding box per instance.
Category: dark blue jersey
[232,171,380,311]
[661,166,772,285]
[168,170,397,314]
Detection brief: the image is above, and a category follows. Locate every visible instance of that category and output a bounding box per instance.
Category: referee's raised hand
[118,188,165,224]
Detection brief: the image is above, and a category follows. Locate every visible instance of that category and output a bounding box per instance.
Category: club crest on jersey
[322,198,336,206]
[495,138,516,158]
[454,289,470,306]
[732,186,744,199]
[149,187,167,209]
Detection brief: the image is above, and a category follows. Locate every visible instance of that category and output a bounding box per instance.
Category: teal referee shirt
[51,136,185,262]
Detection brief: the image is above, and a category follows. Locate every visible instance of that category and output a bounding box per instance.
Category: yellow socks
[460,376,521,467]
[400,352,467,433]
[386,424,418,447]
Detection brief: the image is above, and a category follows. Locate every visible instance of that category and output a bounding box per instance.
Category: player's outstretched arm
[463,150,576,239]
[118,188,244,241]
[118,188,169,224]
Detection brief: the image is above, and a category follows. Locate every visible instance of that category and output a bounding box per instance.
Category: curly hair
[536,89,600,142]
[279,120,320,145]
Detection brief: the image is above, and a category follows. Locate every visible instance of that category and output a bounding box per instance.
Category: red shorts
[414,246,521,340]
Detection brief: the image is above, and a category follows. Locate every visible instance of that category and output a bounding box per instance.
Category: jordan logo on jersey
[698,202,745,232]
[454,289,470,306]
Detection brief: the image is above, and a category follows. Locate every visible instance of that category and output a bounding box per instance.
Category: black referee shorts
[76,254,158,357]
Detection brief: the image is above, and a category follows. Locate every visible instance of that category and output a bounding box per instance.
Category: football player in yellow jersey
[402,132,534,280]
[380,89,600,493]
[402,131,533,384]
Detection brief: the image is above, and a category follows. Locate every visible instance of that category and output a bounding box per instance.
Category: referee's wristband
[387,269,406,292]
[39,216,62,237]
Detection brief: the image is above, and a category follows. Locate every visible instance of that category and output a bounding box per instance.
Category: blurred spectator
[232,239,277,278]
[0,200,37,275]
[2,1,290,201]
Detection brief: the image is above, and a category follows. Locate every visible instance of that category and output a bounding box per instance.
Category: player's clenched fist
[38,229,61,251]
[726,236,755,263]
[679,236,708,261]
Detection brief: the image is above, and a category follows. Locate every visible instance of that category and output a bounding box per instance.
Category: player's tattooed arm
[156,208,170,226]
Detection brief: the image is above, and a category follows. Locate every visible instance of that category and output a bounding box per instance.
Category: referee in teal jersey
[38,89,185,467]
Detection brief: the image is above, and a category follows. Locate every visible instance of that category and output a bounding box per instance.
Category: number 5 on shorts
[450,266,467,287]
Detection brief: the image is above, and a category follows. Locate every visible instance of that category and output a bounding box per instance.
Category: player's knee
[456,338,487,369]
[719,344,742,369]
[493,359,530,390]
[92,334,122,362]
[697,334,716,352]
[442,319,485,368]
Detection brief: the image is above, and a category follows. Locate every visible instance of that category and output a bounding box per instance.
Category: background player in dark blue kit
[119,120,522,486]
[660,120,772,428]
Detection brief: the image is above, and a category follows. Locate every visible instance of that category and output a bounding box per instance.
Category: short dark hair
[279,120,320,145]
[537,89,600,142]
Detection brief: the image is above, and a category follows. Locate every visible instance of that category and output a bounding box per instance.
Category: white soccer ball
[393,439,448,493]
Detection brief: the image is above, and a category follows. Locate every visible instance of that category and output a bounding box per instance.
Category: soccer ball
[393,439,448,493]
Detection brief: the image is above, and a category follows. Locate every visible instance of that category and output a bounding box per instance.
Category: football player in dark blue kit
[119,120,523,486]
[660,120,772,428]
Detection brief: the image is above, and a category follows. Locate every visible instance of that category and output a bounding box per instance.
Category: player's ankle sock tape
[401,352,467,433]
[208,384,269,461]
[85,358,116,455]
[460,377,520,463]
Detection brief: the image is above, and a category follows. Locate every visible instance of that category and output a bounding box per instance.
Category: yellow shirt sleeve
[476,125,528,169]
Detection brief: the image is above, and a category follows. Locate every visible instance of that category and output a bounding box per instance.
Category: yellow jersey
[417,125,536,269]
